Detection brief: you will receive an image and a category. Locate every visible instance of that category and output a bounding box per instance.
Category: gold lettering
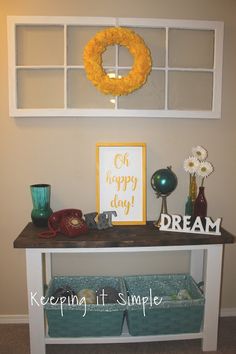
[106,170,138,192]
[131,176,138,191]
[114,153,129,169]
[110,194,135,215]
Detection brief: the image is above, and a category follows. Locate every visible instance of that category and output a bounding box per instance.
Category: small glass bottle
[194,186,207,218]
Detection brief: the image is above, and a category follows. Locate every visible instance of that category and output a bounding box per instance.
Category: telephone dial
[39,209,88,238]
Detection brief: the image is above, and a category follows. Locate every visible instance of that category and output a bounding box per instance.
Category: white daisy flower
[197,161,214,178]
[192,145,208,161]
[183,156,200,174]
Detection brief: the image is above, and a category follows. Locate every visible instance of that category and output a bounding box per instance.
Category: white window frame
[7,16,224,118]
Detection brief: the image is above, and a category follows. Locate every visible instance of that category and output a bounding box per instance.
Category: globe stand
[151,166,178,230]
[154,194,168,228]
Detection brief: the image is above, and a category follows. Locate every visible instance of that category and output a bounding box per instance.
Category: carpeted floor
[0,317,235,354]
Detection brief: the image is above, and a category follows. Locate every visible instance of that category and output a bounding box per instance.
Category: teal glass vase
[30,184,53,227]
[185,196,194,216]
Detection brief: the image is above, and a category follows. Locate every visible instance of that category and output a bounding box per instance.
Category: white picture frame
[96,142,146,225]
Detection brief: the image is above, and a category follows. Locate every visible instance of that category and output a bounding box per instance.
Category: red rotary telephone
[39,209,88,238]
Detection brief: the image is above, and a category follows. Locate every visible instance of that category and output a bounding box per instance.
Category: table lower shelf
[24,243,228,352]
[45,319,203,345]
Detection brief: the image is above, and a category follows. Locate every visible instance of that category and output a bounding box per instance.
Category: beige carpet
[0,317,235,354]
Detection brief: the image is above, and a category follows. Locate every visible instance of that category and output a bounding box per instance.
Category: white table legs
[26,249,46,354]
[191,245,223,351]
[201,244,223,351]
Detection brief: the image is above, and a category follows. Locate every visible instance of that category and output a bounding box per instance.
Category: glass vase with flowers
[184,146,213,218]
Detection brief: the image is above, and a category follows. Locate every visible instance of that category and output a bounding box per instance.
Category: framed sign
[96,143,146,225]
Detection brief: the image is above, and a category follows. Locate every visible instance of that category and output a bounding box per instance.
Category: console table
[14,222,234,354]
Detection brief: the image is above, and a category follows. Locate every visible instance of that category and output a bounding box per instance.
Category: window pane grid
[8,17,223,118]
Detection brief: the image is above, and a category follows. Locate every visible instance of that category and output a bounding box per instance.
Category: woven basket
[45,276,126,337]
[124,273,204,336]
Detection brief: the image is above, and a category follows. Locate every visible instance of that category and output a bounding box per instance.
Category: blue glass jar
[30,184,53,227]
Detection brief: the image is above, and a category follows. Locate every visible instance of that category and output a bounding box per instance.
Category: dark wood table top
[13,222,235,249]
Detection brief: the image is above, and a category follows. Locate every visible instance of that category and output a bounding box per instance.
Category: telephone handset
[39,209,88,238]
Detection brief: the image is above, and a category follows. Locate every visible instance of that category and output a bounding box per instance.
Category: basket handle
[197,281,204,293]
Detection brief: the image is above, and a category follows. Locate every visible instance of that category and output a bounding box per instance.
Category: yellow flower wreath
[83,27,152,96]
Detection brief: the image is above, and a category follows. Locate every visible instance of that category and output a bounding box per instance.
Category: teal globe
[151,166,178,196]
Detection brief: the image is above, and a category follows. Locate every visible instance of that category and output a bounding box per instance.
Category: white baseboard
[0,315,29,324]
[0,308,235,324]
[220,307,236,317]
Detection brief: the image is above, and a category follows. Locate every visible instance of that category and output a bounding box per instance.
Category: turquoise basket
[45,276,126,337]
[124,274,205,336]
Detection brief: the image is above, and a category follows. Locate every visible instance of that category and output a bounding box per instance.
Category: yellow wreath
[83,27,152,96]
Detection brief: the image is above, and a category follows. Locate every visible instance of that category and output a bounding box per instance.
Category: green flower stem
[201,178,205,187]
